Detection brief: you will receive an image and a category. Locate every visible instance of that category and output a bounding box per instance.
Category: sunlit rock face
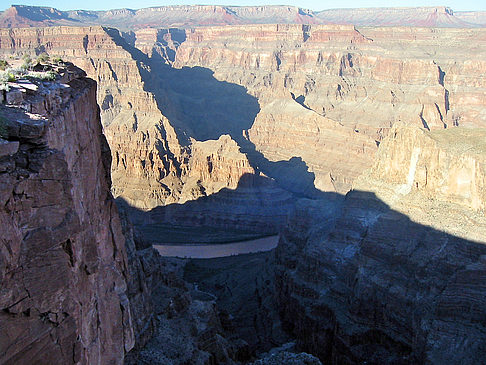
[2,24,485,214]
[2,4,486,29]
[0,66,136,364]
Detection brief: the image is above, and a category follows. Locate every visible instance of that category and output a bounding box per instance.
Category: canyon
[0,4,485,365]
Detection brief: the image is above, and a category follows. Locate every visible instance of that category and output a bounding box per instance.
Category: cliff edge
[0,63,151,364]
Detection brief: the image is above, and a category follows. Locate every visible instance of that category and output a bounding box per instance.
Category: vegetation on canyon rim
[0,53,62,91]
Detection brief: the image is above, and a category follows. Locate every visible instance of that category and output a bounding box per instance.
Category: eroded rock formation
[275,123,486,364]
[2,22,485,240]
[2,5,486,29]
[0,64,159,364]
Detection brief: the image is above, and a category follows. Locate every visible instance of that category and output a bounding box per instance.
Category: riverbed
[153,235,279,259]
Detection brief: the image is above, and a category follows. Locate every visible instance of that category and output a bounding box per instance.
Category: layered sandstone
[2,23,485,235]
[275,123,486,363]
[0,67,135,364]
[0,26,188,210]
[169,24,486,193]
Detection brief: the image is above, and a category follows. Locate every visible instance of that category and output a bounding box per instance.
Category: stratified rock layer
[0,66,153,364]
[1,5,485,29]
[275,124,486,364]
[2,24,485,210]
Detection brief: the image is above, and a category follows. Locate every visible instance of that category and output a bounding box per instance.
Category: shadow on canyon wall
[116,172,312,243]
[275,188,486,364]
[116,177,486,364]
[107,28,325,199]
[104,28,486,365]
[146,58,325,198]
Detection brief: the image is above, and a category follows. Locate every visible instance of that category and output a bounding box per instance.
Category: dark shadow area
[274,189,486,365]
[116,173,308,244]
[116,177,486,364]
[291,92,312,111]
[151,65,260,144]
[183,251,290,354]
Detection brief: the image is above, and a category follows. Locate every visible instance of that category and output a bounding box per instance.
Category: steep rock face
[170,24,486,193]
[368,124,486,213]
[118,207,163,353]
[0,27,273,218]
[275,124,486,364]
[180,135,256,201]
[2,24,485,235]
[0,70,136,363]
[0,26,187,210]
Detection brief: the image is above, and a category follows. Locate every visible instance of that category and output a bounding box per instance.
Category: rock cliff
[0,64,155,364]
[275,123,486,364]
[2,23,485,238]
[170,24,486,194]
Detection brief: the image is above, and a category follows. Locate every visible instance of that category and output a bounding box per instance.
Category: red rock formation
[169,24,486,193]
[0,26,188,210]
[1,23,484,217]
[0,65,163,364]
[2,23,485,216]
[0,68,135,364]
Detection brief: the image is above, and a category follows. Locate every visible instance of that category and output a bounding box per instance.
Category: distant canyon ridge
[1,4,486,28]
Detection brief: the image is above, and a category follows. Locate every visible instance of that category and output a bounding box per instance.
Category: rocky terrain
[1,5,486,29]
[2,22,485,240]
[0,63,150,364]
[275,123,486,363]
[1,4,485,364]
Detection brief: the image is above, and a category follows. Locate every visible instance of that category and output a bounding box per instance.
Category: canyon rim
[0,3,485,365]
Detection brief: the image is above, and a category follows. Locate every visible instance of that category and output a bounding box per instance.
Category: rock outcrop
[0,64,157,364]
[275,123,486,364]
[2,23,485,239]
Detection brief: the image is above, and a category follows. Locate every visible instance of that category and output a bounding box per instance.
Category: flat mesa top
[0,4,485,30]
[428,128,486,155]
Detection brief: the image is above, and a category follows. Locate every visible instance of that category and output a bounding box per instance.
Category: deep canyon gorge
[0,4,485,364]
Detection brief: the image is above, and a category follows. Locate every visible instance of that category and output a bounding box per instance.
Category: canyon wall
[1,12,486,365]
[0,26,187,211]
[2,24,485,238]
[0,65,155,364]
[169,24,486,193]
[275,123,486,363]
